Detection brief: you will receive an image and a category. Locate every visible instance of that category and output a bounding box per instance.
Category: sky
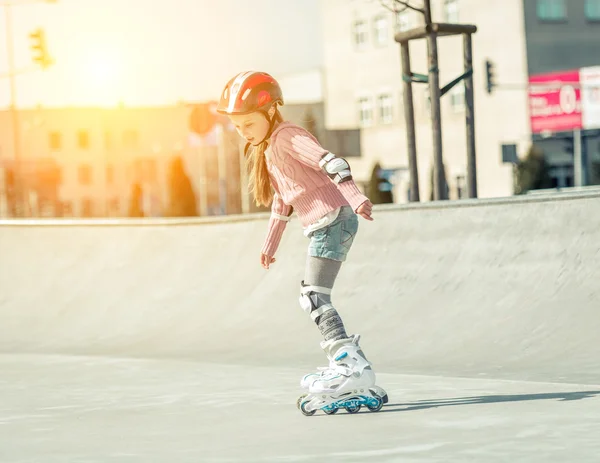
[0,0,323,108]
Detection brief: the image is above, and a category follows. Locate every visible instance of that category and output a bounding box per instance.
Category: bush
[514,144,553,194]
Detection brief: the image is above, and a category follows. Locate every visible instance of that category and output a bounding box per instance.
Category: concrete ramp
[1,192,600,462]
[2,192,599,383]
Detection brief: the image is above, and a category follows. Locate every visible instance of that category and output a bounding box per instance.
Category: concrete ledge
[1,190,599,227]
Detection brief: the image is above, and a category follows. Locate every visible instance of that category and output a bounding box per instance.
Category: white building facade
[321,0,534,202]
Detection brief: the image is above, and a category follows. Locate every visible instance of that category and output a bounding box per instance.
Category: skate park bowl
[1,190,600,462]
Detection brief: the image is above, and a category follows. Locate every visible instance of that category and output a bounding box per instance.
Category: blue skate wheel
[366,396,383,412]
[323,407,338,415]
[369,387,389,404]
[345,403,361,414]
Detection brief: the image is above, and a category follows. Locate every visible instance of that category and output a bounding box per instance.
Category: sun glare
[81,47,124,105]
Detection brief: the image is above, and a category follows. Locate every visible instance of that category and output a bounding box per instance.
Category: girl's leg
[301,255,348,342]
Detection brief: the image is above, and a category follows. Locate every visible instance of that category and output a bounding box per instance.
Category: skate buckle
[334,352,348,361]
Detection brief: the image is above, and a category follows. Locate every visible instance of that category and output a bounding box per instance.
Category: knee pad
[299,280,334,322]
[319,152,352,184]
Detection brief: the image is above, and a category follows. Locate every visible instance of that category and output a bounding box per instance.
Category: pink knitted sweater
[261,122,368,257]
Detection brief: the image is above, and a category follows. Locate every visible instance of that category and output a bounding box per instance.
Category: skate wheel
[323,407,338,415]
[369,387,389,404]
[300,400,316,416]
[367,396,383,412]
[345,403,361,414]
[296,394,307,410]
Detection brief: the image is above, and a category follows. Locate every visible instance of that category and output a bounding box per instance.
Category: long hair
[247,108,283,207]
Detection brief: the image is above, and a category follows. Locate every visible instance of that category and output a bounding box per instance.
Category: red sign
[528,69,582,133]
[189,102,218,136]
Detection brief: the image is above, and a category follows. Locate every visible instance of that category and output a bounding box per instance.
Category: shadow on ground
[316,390,600,417]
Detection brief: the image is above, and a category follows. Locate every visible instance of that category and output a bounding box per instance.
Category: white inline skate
[297,334,388,416]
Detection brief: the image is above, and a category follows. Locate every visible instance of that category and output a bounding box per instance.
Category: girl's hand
[260,253,276,269]
[356,200,374,221]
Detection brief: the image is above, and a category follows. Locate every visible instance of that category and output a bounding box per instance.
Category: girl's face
[229,111,270,146]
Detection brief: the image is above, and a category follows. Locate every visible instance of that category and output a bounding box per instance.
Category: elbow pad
[319,152,352,184]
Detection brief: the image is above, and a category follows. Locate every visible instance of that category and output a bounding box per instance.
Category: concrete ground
[1,192,600,462]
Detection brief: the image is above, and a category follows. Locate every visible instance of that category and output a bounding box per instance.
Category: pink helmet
[217,71,283,115]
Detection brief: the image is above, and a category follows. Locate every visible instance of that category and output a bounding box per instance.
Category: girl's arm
[276,127,369,212]
[261,193,293,258]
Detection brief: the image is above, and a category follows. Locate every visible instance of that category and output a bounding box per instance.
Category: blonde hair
[247,108,283,207]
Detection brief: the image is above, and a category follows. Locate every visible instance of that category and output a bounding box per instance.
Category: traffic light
[29,28,53,69]
[485,59,495,94]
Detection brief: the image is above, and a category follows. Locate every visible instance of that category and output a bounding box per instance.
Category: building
[0,70,359,218]
[0,104,223,218]
[321,0,600,201]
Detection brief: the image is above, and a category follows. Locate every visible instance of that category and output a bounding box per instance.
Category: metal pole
[424,0,446,200]
[216,124,227,215]
[239,143,249,214]
[463,33,477,198]
[198,144,208,216]
[573,128,584,187]
[400,42,420,202]
[5,3,24,216]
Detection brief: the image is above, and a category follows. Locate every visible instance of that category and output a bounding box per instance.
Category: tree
[167,156,198,217]
[514,144,553,195]
[378,0,425,15]
[368,162,394,204]
[429,162,449,200]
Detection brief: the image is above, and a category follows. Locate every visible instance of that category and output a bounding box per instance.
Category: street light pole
[3,3,25,215]
[2,0,58,216]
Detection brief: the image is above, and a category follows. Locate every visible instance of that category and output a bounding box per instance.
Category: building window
[78,164,92,185]
[536,0,567,21]
[585,0,600,20]
[123,130,139,148]
[377,94,394,124]
[373,14,388,46]
[49,132,62,150]
[358,97,373,127]
[78,130,90,149]
[395,11,412,31]
[450,86,465,112]
[444,0,459,23]
[352,20,368,49]
[549,165,574,188]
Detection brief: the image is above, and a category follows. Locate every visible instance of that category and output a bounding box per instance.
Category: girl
[217,71,387,415]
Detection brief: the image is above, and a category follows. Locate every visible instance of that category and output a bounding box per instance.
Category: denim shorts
[307,206,359,262]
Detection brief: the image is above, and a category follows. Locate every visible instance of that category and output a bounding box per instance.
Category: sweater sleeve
[261,193,293,257]
[276,127,369,212]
